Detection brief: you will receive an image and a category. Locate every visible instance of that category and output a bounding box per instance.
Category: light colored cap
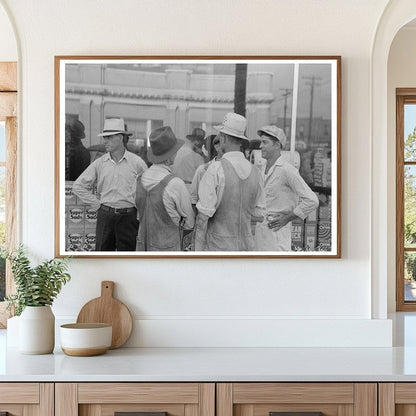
[98,118,133,137]
[257,125,287,148]
[214,112,248,140]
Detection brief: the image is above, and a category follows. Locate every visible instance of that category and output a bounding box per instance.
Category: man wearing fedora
[136,126,195,251]
[172,127,206,188]
[194,113,265,251]
[255,125,318,251]
[189,134,222,206]
[73,117,148,251]
[67,119,90,181]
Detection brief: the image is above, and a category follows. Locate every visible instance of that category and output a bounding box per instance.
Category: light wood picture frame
[55,56,341,258]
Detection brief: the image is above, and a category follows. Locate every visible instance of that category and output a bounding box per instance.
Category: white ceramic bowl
[60,323,112,356]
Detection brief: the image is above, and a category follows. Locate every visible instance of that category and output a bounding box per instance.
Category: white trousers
[255,221,291,251]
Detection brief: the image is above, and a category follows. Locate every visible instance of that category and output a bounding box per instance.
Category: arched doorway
[0,0,18,327]
[371,0,416,318]
[388,15,416,312]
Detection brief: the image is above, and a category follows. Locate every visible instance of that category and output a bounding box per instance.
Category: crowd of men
[72,114,319,252]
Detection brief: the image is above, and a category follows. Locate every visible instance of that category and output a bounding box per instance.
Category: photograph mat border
[55,56,341,258]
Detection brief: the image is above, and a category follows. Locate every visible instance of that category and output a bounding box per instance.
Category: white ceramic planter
[6,315,20,347]
[19,305,55,354]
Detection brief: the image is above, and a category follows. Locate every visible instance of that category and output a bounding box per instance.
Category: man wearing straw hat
[194,112,265,251]
[73,117,148,251]
[172,127,206,188]
[135,126,195,251]
[255,125,318,251]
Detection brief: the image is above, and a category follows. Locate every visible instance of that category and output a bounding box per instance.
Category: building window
[396,89,416,311]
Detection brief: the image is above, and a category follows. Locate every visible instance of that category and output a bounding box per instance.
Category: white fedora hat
[98,118,133,137]
[214,112,248,140]
[257,125,287,148]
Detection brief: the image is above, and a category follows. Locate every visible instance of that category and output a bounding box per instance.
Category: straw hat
[98,118,133,137]
[214,113,248,140]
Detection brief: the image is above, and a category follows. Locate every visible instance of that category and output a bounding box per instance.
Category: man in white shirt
[73,118,148,251]
[172,127,206,189]
[190,134,222,206]
[255,125,319,251]
[136,126,195,251]
[194,113,265,251]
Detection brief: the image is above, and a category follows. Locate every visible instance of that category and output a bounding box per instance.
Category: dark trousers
[95,207,139,251]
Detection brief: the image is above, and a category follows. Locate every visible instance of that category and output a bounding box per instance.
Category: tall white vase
[19,306,55,354]
[6,315,20,347]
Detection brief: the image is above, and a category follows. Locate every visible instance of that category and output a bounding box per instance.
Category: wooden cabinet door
[379,383,416,416]
[0,383,53,415]
[55,383,215,416]
[217,383,377,416]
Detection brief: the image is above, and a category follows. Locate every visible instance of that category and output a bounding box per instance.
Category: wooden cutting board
[76,281,133,349]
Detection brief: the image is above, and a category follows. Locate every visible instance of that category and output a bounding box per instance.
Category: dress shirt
[172,145,205,183]
[254,155,319,251]
[73,150,148,211]
[196,151,266,218]
[262,155,318,219]
[139,164,195,230]
[189,160,217,205]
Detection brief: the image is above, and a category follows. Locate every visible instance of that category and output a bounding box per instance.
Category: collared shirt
[139,164,195,230]
[172,145,205,184]
[189,159,217,205]
[262,155,318,219]
[73,150,148,211]
[196,151,266,218]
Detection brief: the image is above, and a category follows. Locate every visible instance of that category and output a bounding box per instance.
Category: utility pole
[234,64,247,117]
[303,76,321,146]
[280,88,292,135]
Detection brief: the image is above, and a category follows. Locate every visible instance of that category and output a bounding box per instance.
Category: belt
[100,204,136,214]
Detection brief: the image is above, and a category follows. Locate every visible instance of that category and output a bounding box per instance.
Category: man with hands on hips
[73,118,147,251]
[255,125,318,251]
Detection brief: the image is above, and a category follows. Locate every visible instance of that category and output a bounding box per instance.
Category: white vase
[6,315,20,347]
[19,305,55,354]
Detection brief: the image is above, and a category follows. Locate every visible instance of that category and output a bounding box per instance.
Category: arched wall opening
[387,20,416,312]
[371,0,416,318]
[0,0,18,327]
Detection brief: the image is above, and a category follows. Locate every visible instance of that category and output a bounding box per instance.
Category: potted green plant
[3,245,71,354]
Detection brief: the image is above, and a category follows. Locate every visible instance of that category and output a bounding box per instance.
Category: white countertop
[3,313,416,382]
[2,345,416,382]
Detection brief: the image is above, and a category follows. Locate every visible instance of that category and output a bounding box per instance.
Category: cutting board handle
[101,281,115,298]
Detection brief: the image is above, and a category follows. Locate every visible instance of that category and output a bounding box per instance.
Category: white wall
[387,26,416,312]
[0,2,16,61]
[0,0,394,347]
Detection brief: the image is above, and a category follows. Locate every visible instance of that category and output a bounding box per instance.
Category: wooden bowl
[60,323,112,356]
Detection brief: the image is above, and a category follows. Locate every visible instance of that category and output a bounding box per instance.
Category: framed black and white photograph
[55,56,341,258]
